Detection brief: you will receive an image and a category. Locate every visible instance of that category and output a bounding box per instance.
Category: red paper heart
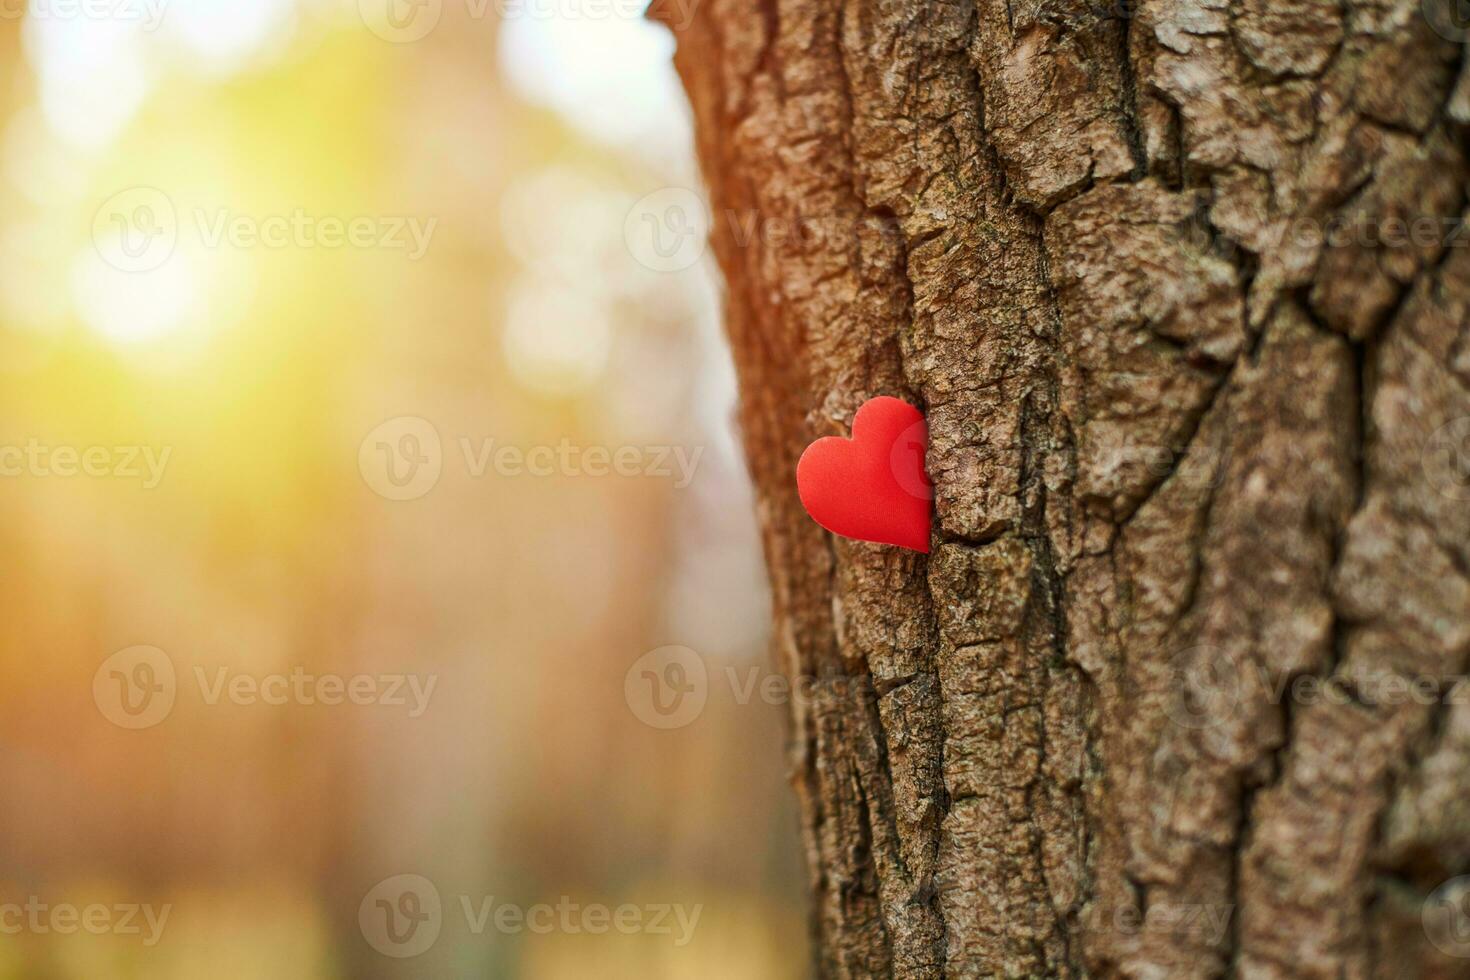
[796,396,932,553]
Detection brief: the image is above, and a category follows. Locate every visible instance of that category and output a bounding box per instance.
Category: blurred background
[0,0,806,976]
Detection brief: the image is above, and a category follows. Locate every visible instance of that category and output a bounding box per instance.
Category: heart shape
[796,396,932,553]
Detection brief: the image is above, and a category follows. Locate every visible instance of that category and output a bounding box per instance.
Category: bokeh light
[0,1,802,977]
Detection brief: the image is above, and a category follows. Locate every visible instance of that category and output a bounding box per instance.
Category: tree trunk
[653,0,1470,976]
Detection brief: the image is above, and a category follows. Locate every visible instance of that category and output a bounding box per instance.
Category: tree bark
[653,0,1470,976]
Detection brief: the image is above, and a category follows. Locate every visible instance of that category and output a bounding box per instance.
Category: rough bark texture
[653,0,1470,976]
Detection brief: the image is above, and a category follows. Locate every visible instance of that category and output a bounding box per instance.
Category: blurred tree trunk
[655,0,1470,976]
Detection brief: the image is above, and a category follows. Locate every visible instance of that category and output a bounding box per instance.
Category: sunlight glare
[498,6,690,162]
[161,0,299,74]
[23,13,152,150]
[70,246,204,346]
[502,281,612,397]
[4,108,89,207]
